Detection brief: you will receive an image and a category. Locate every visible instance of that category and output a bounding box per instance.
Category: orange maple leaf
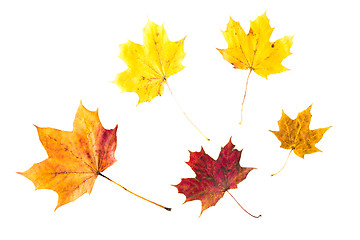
[18,102,170,211]
[270,105,331,176]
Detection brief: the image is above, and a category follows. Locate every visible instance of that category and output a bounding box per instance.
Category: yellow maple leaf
[113,20,186,104]
[112,20,209,141]
[217,12,293,124]
[217,12,293,78]
[270,105,331,176]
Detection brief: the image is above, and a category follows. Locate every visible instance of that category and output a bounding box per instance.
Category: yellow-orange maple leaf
[18,102,118,210]
[270,105,331,175]
[18,102,171,211]
[217,12,293,79]
[113,20,186,104]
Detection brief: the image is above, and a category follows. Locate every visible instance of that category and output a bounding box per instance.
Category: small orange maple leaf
[270,105,331,176]
[217,12,293,124]
[18,102,170,211]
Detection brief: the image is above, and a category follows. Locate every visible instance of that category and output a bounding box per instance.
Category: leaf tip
[228,16,235,24]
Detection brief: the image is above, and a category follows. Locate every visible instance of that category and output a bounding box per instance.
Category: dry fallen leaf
[112,19,209,141]
[217,12,293,78]
[18,102,117,209]
[174,138,260,217]
[18,102,170,211]
[270,104,331,176]
[217,12,293,123]
[113,19,185,104]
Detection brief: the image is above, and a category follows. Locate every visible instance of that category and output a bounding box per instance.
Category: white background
[1,0,359,239]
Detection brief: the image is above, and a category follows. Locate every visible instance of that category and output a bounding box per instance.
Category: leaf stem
[239,69,253,125]
[226,190,261,218]
[271,148,293,177]
[98,172,171,211]
[165,80,210,141]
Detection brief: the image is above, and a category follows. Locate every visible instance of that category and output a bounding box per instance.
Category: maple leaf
[217,12,293,78]
[270,104,331,176]
[17,102,117,209]
[217,12,293,123]
[112,20,209,141]
[18,102,170,211]
[112,19,186,104]
[174,138,260,217]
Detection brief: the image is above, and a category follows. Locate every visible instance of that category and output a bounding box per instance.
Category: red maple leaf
[174,138,260,217]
